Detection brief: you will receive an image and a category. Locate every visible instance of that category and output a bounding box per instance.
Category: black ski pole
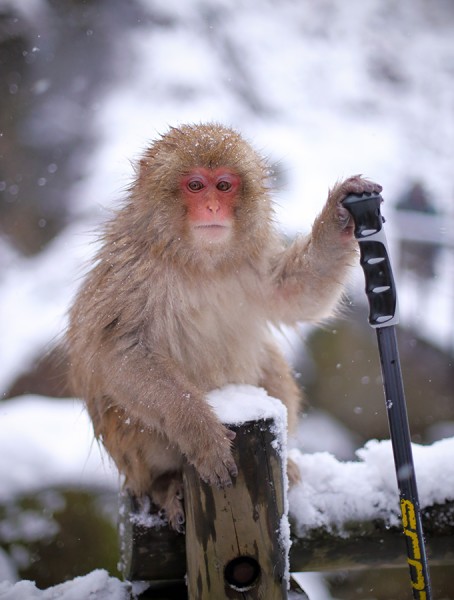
[342,192,432,600]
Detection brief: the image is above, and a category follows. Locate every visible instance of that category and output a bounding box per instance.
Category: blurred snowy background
[1,0,454,598]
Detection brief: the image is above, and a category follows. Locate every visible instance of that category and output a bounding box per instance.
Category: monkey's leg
[259,341,302,484]
[259,341,301,431]
[96,403,186,529]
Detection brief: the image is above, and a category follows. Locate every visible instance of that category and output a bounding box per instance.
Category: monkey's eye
[216,180,232,192]
[187,180,204,192]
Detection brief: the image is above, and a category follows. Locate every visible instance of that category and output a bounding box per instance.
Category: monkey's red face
[180,167,241,243]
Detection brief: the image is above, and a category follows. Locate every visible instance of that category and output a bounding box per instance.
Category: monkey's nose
[206,200,220,213]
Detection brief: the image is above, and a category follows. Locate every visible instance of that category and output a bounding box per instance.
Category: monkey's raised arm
[269,176,382,324]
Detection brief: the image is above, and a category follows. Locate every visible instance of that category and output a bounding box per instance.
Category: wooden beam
[120,497,454,583]
[119,491,185,583]
[290,501,454,572]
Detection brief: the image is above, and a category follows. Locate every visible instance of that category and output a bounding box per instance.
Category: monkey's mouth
[193,223,231,242]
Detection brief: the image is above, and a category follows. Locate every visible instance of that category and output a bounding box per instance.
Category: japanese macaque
[67,123,382,532]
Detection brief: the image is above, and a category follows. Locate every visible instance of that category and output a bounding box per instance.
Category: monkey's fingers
[172,511,186,534]
[215,457,238,488]
[334,176,383,234]
[166,508,185,534]
[225,457,238,479]
[339,175,383,198]
[198,455,238,489]
[336,205,353,231]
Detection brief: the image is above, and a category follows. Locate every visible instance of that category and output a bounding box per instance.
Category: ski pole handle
[342,192,399,328]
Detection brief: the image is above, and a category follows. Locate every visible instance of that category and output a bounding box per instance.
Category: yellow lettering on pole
[408,558,425,591]
[400,499,427,593]
[404,529,421,560]
[401,498,416,529]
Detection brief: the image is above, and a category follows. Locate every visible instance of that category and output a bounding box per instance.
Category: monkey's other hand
[331,175,383,237]
[191,425,238,488]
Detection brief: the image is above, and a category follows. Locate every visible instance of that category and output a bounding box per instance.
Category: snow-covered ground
[0,569,130,600]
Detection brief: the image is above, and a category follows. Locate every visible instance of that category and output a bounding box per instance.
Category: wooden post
[183,419,289,600]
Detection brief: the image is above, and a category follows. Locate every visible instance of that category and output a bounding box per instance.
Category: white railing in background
[387,209,454,355]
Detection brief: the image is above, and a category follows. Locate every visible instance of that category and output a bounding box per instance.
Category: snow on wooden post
[183,416,289,600]
[184,386,289,600]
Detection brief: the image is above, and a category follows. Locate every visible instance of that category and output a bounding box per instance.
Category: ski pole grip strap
[342,192,399,327]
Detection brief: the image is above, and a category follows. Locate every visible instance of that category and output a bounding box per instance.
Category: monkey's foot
[151,472,185,533]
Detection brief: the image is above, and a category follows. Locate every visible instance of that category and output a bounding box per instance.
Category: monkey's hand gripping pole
[342,193,432,600]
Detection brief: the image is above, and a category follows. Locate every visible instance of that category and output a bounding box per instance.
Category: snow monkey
[67,123,382,532]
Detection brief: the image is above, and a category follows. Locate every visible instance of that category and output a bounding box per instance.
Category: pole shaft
[376,326,432,599]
